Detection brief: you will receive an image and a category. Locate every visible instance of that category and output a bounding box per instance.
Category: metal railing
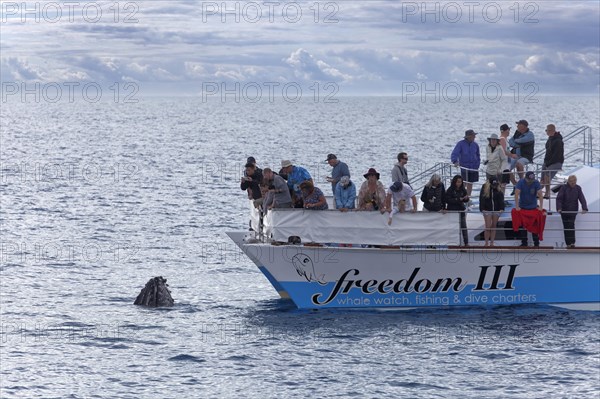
[409,125,597,196]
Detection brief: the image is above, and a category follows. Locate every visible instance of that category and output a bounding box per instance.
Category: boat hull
[228,232,600,310]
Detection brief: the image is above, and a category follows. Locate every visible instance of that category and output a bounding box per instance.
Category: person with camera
[240,162,263,208]
[420,174,446,212]
[479,177,505,247]
[325,154,350,194]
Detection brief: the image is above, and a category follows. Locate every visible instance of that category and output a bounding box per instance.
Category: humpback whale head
[134,276,174,307]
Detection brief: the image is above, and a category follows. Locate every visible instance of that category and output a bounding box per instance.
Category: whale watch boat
[228,126,600,310]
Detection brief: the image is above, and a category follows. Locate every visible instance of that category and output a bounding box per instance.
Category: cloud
[2,57,44,81]
[513,53,600,75]
[285,49,351,82]
[1,0,598,95]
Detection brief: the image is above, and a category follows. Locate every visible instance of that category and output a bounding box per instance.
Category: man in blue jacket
[281,159,312,208]
[451,129,480,197]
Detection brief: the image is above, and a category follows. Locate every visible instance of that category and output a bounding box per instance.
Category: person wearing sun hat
[357,168,386,211]
[484,133,508,185]
[450,129,481,198]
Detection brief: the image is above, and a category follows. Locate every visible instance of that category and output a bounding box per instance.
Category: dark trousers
[519,228,539,246]
[459,212,468,246]
[561,213,577,246]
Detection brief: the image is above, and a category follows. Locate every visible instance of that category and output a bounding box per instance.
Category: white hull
[228,232,600,310]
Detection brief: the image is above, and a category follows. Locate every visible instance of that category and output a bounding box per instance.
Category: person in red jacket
[514,171,544,246]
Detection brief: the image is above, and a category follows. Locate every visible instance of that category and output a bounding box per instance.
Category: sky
[1,0,599,97]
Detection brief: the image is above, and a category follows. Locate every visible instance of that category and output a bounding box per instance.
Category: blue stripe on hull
[257,265,288,296]
[279,275,600,309]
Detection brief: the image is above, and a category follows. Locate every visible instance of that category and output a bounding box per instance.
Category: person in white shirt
[384,181,417,225]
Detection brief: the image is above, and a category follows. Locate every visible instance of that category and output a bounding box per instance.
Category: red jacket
[511,208,546,240]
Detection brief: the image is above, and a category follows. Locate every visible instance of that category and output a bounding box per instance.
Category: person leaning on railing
[300,180,328,210]
[556,175,588,248]
[358,168,387,211]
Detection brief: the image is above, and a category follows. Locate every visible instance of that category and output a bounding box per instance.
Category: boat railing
[408,125,597,197]
[533,125,594,166]
[251,205,599,249]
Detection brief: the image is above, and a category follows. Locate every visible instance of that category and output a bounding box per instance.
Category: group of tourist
[241,120,589,248]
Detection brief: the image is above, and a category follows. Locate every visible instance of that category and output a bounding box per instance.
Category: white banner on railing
[263,210,460,246]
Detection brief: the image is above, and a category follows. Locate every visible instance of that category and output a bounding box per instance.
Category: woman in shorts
[479,177,505,246]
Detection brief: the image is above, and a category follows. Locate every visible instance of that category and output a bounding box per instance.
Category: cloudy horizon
[1,0,599,98]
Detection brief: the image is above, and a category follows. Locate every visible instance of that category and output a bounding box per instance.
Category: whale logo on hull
[291,254,326,285]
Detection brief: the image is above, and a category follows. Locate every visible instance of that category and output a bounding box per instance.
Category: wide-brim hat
[363,168,380,179]
[281,160,292,168]
[488,133,500,141]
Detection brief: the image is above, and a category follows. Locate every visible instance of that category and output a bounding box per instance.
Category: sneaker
[519,243,528,247]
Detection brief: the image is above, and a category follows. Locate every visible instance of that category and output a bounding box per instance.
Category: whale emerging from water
[134,276,174,307]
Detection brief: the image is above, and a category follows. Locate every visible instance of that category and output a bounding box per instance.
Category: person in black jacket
[479,177,505,246]
[541,124,564,199]
[240,162,263,207]
[421,174,446,212]
[556,175,588,248]
[445,175,470,246]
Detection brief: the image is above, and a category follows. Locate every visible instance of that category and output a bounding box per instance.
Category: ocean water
[1,96,599,398]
